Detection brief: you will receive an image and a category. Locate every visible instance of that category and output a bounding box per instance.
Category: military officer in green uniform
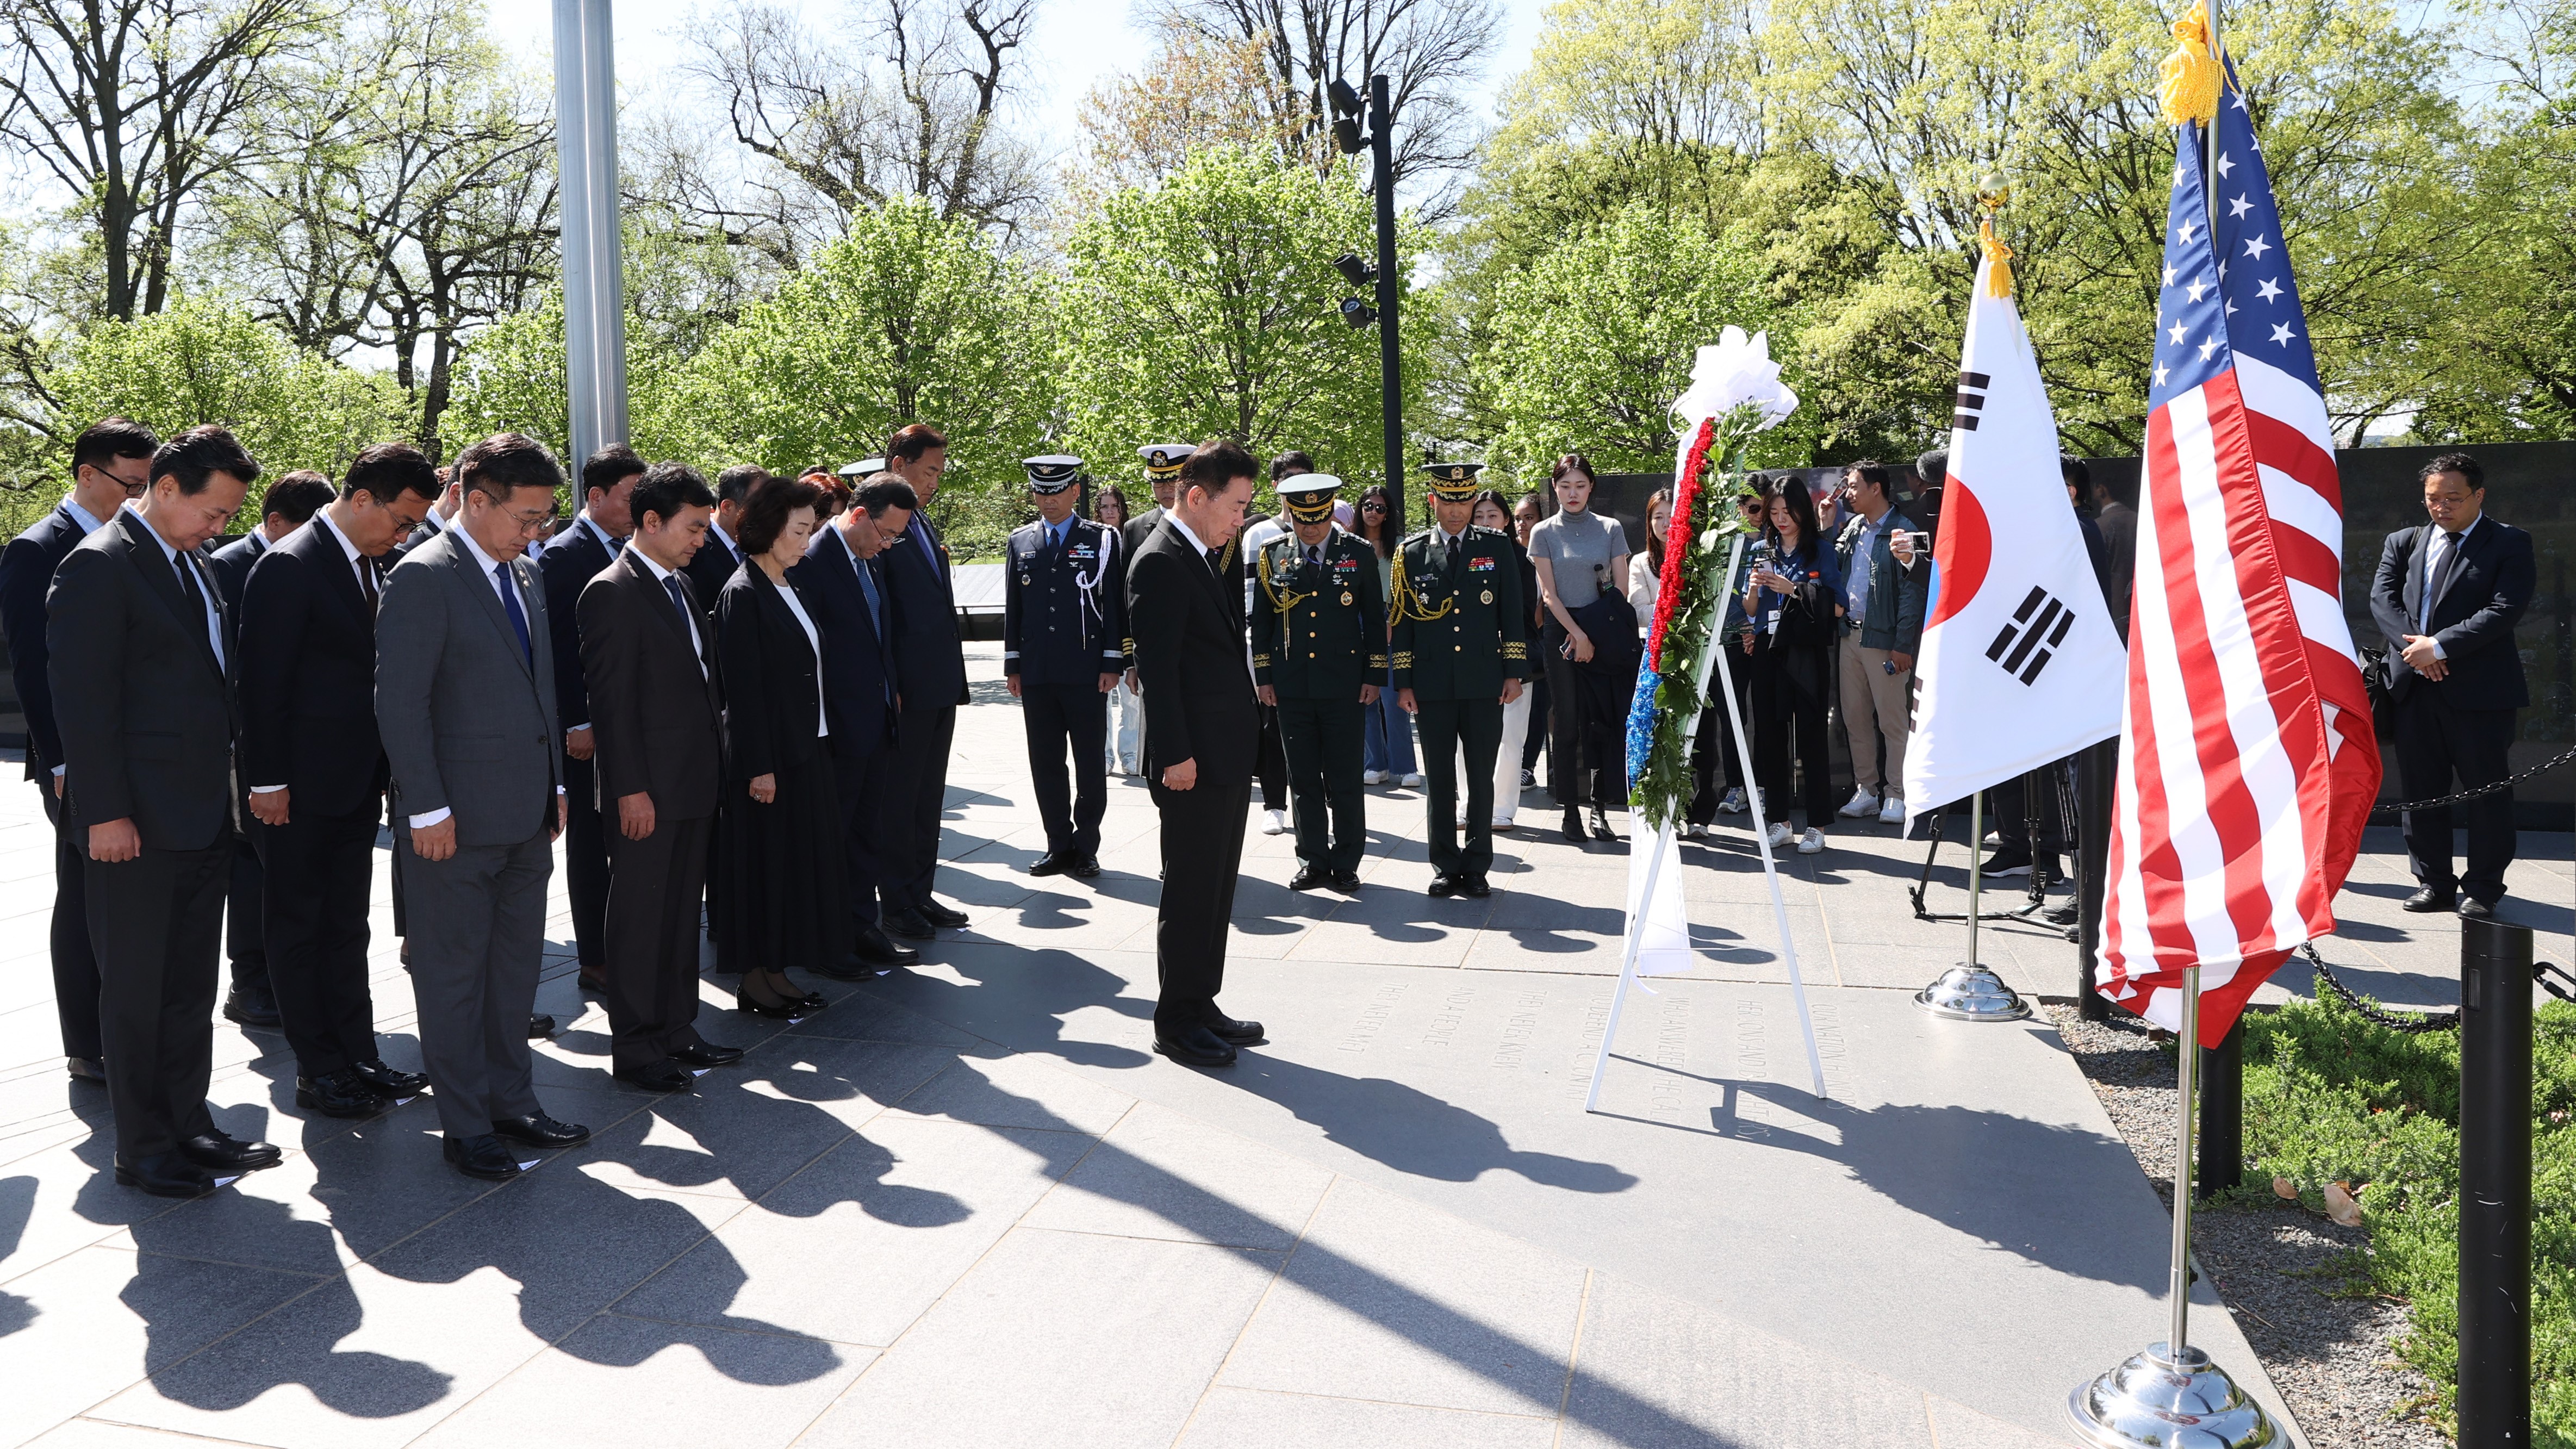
[1251,474,1384,892]
[1393,462,1528,898]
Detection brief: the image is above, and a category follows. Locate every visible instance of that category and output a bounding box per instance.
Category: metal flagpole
[1917,788,2032,1019]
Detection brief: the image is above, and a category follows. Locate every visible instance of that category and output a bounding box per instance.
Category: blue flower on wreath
[1625,667,1663,787]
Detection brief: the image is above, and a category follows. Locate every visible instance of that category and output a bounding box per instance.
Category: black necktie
[359,557,379,617]
[1204,546,1223,576]
[664,574,702,669]
[175,550,219,666]
[1306,544,1323,568]
[494,564,532,665]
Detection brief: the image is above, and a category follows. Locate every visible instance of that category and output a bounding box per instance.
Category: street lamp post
[1329,76,1402,524]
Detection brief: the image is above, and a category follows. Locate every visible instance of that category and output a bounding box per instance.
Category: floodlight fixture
[1338,297,1377,329]
[1332,252,1376,288]
[1332,116,1365,155]
[1328,78,1362,119]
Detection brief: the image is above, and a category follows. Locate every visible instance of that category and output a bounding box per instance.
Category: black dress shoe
[116,1153,217,1198]
[615,1061,695,1092]
[528,1013,557,1038]
[738,992,808,1019]
[179,1131,283,1173]
[1204,1015,1265,1046]
[577,968,608,994]
[296,1069,390,1119]
[918,898,970,929]
[1152,1024,1238,1068]
[673,1042,744,1068]
[2458,896,2497,921]
[1461,874,1492,899]
[1288,865,1328,891]
[1427,873,1458,898]
[1588,807,1617,841]
[2401,886,2456,913]
[222,983,282,1029]
[1329,868,1362,892]
[351,1059,430,1098]
[1069,854,1102,879]
[883,906,937,941]
[490,1112,592,1148]
[66,1055,105,1083]
[853,925,922,968]
[1028,851,1069,876]
[443,1133,522,1180]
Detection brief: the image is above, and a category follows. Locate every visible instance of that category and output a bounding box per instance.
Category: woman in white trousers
[1457,491,1538,829]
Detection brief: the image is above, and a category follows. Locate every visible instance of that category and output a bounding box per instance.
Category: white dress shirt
[632,546,707,674]
[2419,515,2480,656]
[62,494,108,536]
[774,577,829,738]
[142,525,224,673]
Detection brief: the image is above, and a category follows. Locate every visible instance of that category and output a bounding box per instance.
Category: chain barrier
[2298,941,2576,1031]
[2365,742,2576,817]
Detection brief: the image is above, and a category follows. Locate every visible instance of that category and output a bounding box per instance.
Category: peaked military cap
[837,455,888,479]
[1138,444,1195,479]
[1420,460,1485,501]
[1275,472,1342,524]
[1023,455,1085,494]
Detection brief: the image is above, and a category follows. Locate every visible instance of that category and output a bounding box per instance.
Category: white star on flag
[2163,264,2178,285]
[2168,320,2188,344]
[2215,152,2234,177]
[2227,195,2253,218]
[2179,220,2199,243]
[2185,278,2209,302]
[2256,278,2282,302]
[2270,322,2296,346]
[2199,336,2220,360]
[2244,234,2272,259]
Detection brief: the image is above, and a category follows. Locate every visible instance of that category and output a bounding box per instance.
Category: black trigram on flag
[1987,586,2075,684]
[1953,371,1989,432]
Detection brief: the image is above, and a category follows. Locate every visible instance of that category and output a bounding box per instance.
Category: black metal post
[1368,75,1402,526]
[2197,1018,2243,1198]
[2459,916,2533,1449]
[2075,736,2113,1019]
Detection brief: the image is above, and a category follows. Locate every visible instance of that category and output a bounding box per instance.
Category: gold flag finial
[2158,1,2223,126]
[1978,219,2015,299]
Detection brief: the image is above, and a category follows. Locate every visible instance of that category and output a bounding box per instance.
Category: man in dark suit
[400,472,462,554]
[1126,439,1265,1068]
[686,464,760,968]
[376,433,591,1180]
[875,425,971,939]
[1,416,155,1081]
[240,445,439,1120]
[792,478,919,972]
[204,469,335,1030]
[579,463,742,1091]
[49,425,282,1197]
[539,444,644,991]
[2369,451,2534,918]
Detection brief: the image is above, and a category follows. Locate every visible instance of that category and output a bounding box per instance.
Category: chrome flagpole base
[1913,962,2031,1021]
[2067,1341,2277,1448]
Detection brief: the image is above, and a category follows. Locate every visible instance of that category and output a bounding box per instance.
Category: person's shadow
[1227,1055,1638,1192]
[863,945,1154,1071]
[0,1174,36,1338]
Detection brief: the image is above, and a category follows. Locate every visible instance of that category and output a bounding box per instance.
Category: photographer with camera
[1830,462,1926,826]
[1738,474,1845,855]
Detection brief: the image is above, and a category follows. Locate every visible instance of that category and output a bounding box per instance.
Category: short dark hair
[737,475,826,556]
[344,443,441,507]
[1180,438,1258,497]
[887,422,946,465]
[1270,449,1315,482]
[2059,456,2092,495]
[71,416,159,476]
[1916,450,1947,486]
[150,425,261,495]
[856,478,919,519]
[261,471,336,525]
[1844,461,1893,501]
[2422,451,2483,491]
[1551,453,1597,488]
[630,461,717,532]
[580,443,646,503]
[457,432,565,503]
[714,463,767,505]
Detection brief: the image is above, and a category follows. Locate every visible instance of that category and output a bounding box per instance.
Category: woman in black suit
[714,475,850,1017]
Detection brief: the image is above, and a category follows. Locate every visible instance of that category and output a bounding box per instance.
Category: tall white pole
[553,0,628,467]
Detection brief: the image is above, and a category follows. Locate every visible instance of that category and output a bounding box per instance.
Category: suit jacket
[789,524,899,758]
[47,508,238,850]
[538,518,617,731]
[1126,517,1257,780]
[1,503,94,778]
[684,528,742,623]
[400,512,450,557]
[2369,516,2534,712]
[239,519,390,817]
[206,531,267,610]
[578,550,723,821]
[1122,506,1165,562]
[715,564,829,782]
[880,511,966,707]
[375,530,563,846]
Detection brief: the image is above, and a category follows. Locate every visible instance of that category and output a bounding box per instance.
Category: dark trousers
[1278,694,1366,872]
[39,785,102,1060]
[87,843,227,1161]
[561,751,609,969]
[401,825,548,1140]
[1150,769,1251,1032]
[834,740,895,932]
[256,807,379,1077]
[1995,760,2075,862]
[1255,703,1288,810]
[1539,627,1611,807]
[1416,695,1503,876]
[1522,676,1548,772]
[225,832,267,993]
[1750,648,1834,831]
[2393,687,2517,901]
[1685,706,1727,826]
[1022,682,1108,856]
[878,702,956,912]
[603,812,714,1071]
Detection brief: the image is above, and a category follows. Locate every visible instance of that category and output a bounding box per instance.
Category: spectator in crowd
[1631,487,1732,837]
[1715,490,1768,814]
[239,443,439,1121]
[50,424,279,1198]
[376,432,589,1180]
[1,416,155,1083]
[1455,488,1537,832]
[403,470,463,551]
[542,444,645,994]
[801,467,850,521]
[714,474,843,1016]
[1830,462,1924,828]
[1094,486,1143,774]
[1354,484,1421,789]
[1528,453,1632,843]
[2370,450,2534,918]
[2082,460,2137,641]
[1513,491,1550,791]
[876,424,972,940]
[1739,473,1843,855]
[1813,476,1843,539]
[207,470,333,601]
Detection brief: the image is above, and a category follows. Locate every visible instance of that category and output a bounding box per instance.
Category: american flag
[2100,59,2382,1046]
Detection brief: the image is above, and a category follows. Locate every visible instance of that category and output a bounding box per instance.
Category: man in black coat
[1,416,155,1080]
[1126,439,1265,1068]
[2369,451,2535,918]
[685,463,760,965]
[539,444,645,990]
[239,446,439,1120]
[578,463,741,1091]
[49,425,282,1197]
[874,426,971,939]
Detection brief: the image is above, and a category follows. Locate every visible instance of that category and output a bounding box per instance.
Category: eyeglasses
[503,506,558,534]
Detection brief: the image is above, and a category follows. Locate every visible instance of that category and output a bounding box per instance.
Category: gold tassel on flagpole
[2159,0,2223,126]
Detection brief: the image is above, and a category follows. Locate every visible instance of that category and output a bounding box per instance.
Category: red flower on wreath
[1647,416,1716,673]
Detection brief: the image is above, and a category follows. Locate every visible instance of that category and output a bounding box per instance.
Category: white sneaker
[1263,809,1291,835]
[1685,822,1708,838]
[1837,787,1880,818]
[1400,773,1426,789]
[1796,826,1826,855]
[1878,795,1907,825]
[1765,821,1792,848]
[1363,769,1387,785]
[1719,787,1747,814]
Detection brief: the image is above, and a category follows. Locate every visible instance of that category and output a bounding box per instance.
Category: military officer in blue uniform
[1005,455,1129,879]
[1252,474,1384,892]
[1393,461,1529,898]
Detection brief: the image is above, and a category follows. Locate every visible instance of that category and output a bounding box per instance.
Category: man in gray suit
[375,433,592,1180]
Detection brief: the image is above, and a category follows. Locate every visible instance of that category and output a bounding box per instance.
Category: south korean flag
[1903,230,2125,824]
